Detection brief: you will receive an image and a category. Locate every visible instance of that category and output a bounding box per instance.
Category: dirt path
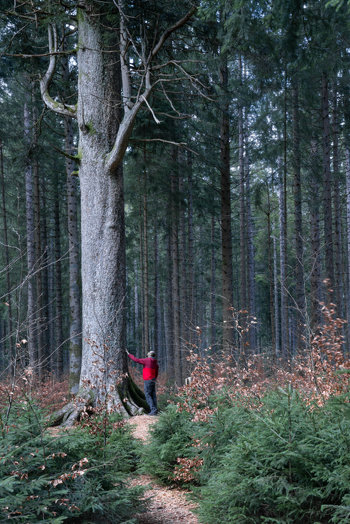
[127,415,199,524]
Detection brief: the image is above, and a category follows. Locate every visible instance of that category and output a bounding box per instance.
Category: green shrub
[141,404,198,484]
[0,400,145,523]
[197,389,350,524]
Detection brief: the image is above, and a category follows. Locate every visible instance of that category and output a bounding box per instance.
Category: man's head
[147,350,156,358]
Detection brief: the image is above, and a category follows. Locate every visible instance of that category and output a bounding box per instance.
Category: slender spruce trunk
[171,148,182,385]
[0,139,14,373]
[24,97,38,370]
[142,153,149,354]
[279,165,288,359]
[332,84,343,317]
[220,57,234,353]
[273,236,280,356]
[322,72,334,290]
[310,140,322,330]
[245,152,256,352]
[210,215,216,350]
[292,80,306,351]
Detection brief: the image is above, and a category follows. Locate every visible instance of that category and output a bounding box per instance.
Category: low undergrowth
[0,394,145,523]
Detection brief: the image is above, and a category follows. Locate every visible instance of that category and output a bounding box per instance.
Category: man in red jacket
[126,349,159,415]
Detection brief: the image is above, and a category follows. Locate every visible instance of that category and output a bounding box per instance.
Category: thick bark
[292,80,306,351]
[76,5,133,410]
[220,58,234,352]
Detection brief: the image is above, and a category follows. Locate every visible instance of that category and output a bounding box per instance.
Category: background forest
[1,0,350,383]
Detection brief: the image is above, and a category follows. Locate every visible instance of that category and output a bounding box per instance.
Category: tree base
[49,375,149,427]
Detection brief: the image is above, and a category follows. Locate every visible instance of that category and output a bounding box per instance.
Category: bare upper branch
[40,24,77,119]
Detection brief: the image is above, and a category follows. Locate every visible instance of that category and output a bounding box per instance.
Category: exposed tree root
[48,375,149,427]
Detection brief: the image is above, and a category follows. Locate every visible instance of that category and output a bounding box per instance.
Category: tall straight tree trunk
[332,85,343,317]
[24,98,38,370]
[166,228,174,380]
[238,57,247,332]
[39,179,50,372]
[171,148,182,385]
[187,151,195,347]
[142,153,149,355]
[153,228,161,355]
[273,236,280,356]
[292,80,306,351]
[33,159,44,379]
[245,153,256,352]
[210,215,216,349]
[322,72,334,290]
[220,57,234,353]
[345,147,350,353]
[76,13,130,405]
[179,163,187,374]
[134,259,139,349]
[48,233,56,372]
[310,141,322,330]
[63,54,82,393]
[0,139,13,373]
[279,166,288,359]
[54,173,64,377]
[265,185,275,350]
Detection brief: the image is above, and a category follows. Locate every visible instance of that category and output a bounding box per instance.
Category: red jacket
[128,354,159,381]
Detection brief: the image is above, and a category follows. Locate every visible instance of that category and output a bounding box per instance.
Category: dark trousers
[144,380,158,415]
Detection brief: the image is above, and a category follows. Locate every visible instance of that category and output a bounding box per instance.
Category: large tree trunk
[75,5,142,415]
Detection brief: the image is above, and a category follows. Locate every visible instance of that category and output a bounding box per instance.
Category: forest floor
[127,415,199,524]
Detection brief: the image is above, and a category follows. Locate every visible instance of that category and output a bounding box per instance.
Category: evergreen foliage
[146,389,350,523]
[0,399,145,522]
